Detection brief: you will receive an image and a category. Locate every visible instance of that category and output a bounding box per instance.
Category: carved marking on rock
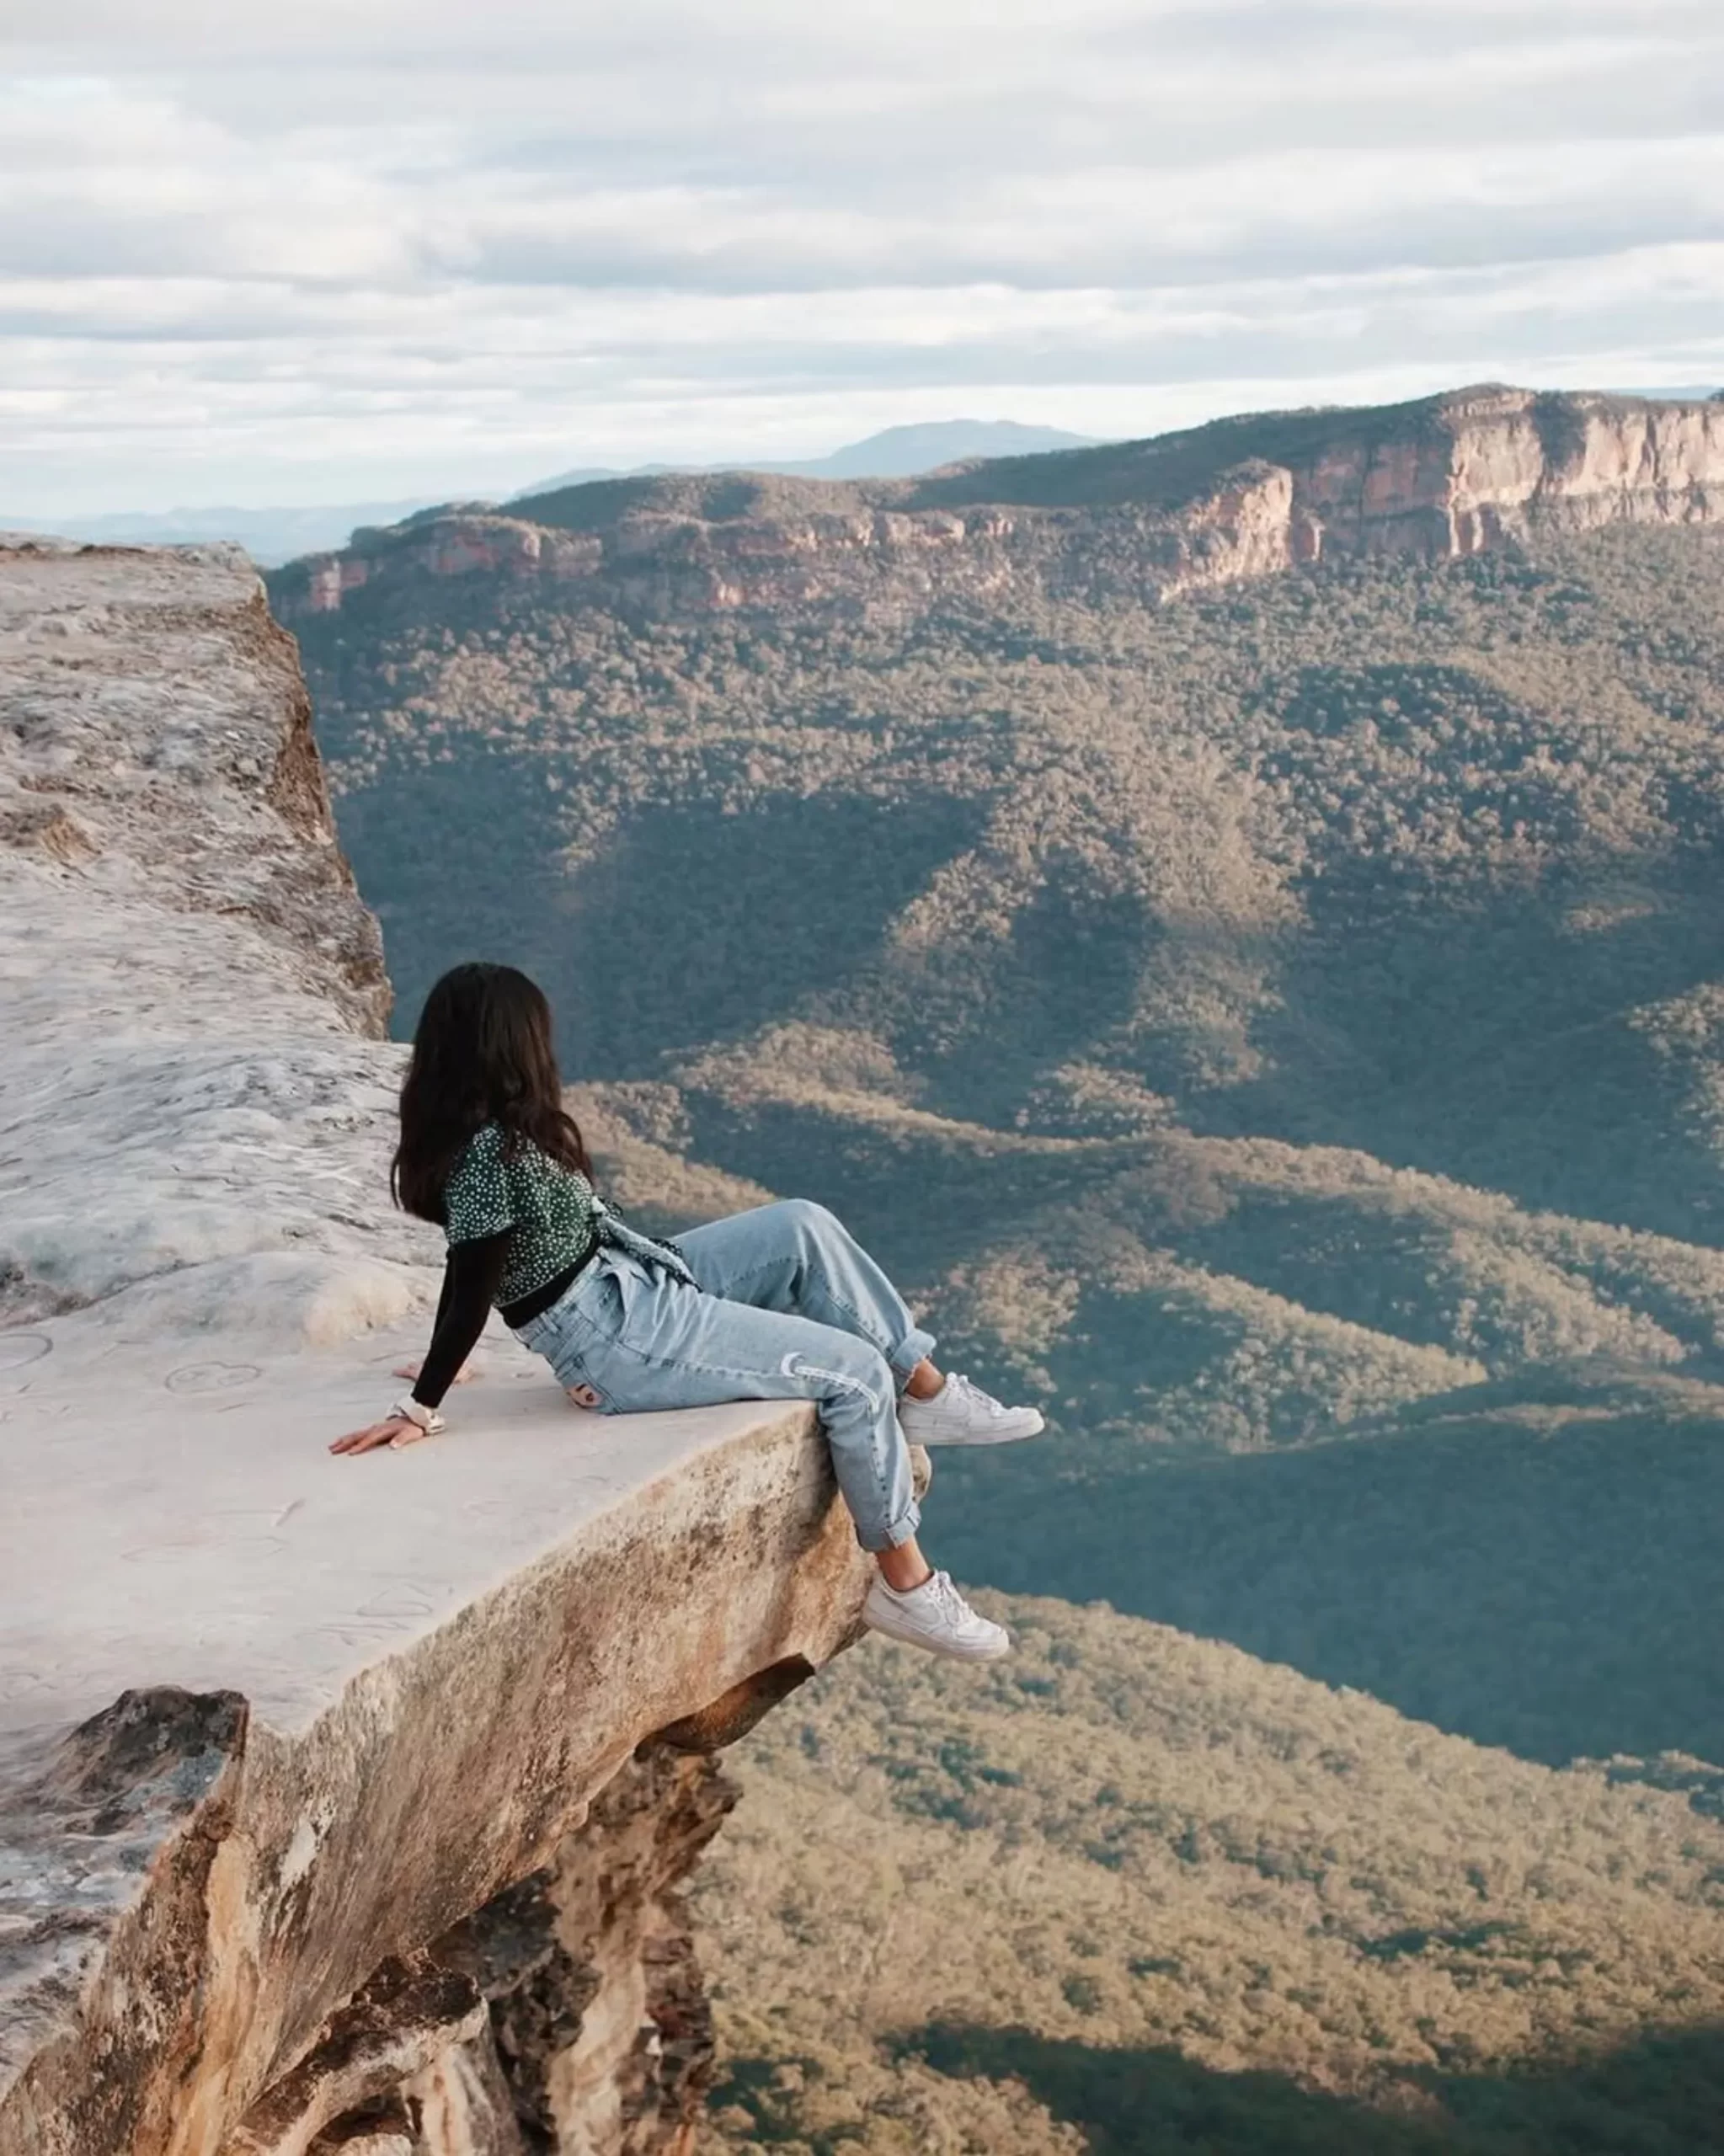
[120,1536,287,1565]
[356,1586,437,1621]
[166,1360,264,1394]
[306,1620,421,1651]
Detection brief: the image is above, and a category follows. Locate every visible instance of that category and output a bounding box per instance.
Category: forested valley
[280,462,1724,2151]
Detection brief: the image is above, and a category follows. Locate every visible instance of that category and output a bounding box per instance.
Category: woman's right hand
[329,1416,429,1456]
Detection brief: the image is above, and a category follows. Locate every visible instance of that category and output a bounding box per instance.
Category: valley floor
[695,1596,1724,2155]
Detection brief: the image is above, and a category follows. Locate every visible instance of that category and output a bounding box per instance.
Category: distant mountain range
[3,420,1097,568]
[509,419,1097,499]
[24,401,1721,566]
[271,383,1724,623]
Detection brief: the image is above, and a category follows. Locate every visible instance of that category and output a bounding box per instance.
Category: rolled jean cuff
[860,1496,922,1555]
[891,1326,937,1380]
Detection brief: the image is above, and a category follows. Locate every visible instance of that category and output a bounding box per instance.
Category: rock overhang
[0,540,873,2156]
[1,1326,851,1740]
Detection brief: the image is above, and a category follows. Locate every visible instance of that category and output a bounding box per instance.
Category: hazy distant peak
[800,419,1097,478]
[510,419,1097,503]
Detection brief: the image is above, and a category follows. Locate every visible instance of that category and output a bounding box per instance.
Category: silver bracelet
[390,1397,446,1435]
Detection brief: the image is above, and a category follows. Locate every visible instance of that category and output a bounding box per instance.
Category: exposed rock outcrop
[0,542,875,2156]
[1,536,387,1033]
[270,386,1724,625]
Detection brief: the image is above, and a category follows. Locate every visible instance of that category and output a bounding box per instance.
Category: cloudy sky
[3,0,1722,515]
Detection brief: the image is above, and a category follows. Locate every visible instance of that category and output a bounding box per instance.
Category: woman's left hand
[329,1416,430,1456]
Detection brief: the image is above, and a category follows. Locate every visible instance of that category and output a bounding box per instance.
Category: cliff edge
[0,542,873,2156]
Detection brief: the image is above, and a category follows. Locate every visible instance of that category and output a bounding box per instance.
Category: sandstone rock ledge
[0,542,873,2156]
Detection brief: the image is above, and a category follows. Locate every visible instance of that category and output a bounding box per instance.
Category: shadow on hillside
[334,773,986,1072]
[938,1398,1724,1769]
[552,792,987,1076]
[334,754,582,1038]
[894,2016,1724,2154]
[1228,861,1724,1244]
[917,876,1156,1131]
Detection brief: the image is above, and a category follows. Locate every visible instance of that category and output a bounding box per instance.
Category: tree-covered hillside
[289,524,1724,1767]
[299,527,1724,1244]
[695,1596,1724,2154]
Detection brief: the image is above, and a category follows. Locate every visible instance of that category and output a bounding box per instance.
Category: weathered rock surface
[271,385,1724,625]
[0,542,873,2155]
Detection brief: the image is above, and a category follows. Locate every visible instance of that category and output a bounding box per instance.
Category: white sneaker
[863,1570,1011,1660]
[898,1373,1045,1448]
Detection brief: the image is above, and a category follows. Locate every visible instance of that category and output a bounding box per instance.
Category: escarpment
[271,385,1724,625]
[0,540,876,2156]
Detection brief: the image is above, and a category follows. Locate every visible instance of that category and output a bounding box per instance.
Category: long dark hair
[392,963,592,1222]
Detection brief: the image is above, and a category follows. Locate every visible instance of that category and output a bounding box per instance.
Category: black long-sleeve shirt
[411,1230,511,1410]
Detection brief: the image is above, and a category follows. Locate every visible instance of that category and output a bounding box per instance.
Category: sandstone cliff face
[1286,385,1724,561]
[271,387,1724,627]
[0,542,874,2156]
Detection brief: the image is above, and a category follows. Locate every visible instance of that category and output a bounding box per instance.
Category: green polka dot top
[441,1120,602,1306]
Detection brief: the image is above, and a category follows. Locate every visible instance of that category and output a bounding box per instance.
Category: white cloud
[2,0,1721,515]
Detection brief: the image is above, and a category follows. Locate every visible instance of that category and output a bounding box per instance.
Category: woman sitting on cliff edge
[330,962,1042,1661]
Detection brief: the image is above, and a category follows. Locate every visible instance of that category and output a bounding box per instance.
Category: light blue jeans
[510,1198,933,1550]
